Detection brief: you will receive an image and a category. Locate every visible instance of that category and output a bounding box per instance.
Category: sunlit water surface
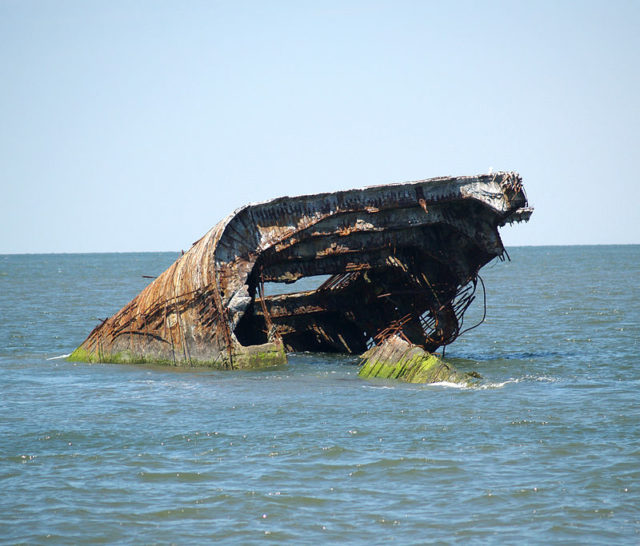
[1,247,638,544]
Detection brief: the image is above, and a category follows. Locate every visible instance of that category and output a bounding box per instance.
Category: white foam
[46,353,71,361]
[532,375,557,383]
[430,381,469,389]
[477,378,520,389]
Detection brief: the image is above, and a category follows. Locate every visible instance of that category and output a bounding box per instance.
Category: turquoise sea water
[1,246,638,544]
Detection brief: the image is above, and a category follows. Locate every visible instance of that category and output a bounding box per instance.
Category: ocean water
[0,246,638,544]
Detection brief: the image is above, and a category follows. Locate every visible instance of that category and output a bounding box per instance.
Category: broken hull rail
[69,172,532,368]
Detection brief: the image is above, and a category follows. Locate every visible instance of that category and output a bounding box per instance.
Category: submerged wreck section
[358,335,479,385]
[70,172,531,368]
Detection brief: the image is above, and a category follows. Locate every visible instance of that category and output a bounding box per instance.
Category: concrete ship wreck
[70,172,532,376]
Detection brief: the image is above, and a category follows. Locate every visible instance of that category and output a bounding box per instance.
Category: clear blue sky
[1,0,638,253]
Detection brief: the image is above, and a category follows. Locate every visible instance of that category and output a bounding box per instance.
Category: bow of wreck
[70,172,532,367]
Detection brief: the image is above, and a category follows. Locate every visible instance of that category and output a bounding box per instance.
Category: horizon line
[2,242,639,256]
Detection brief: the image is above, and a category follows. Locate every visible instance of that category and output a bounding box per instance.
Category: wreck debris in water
[70,172,532,368]
[358,335,481,385]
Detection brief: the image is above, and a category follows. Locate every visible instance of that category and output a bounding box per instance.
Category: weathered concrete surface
[358,335,479,384]
[70,171,531,368]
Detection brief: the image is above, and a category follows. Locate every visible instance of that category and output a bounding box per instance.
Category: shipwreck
[70,172,532,373]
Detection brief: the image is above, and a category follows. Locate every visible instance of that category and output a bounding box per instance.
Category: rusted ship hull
[70,172,531,368]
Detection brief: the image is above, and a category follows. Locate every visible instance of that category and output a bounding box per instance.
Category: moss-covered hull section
[358,335,477,385]
[68,339,287,370]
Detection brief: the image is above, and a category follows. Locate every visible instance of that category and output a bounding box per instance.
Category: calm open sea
[1,246,638,544]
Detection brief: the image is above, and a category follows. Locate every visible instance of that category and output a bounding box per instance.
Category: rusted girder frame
[240,252,465,353]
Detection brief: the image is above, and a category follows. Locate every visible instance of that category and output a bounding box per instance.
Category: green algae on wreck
[358,335,479,385]
[68,340,287,370]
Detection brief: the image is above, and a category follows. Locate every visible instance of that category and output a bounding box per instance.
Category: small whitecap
[430,381,469,389]
[46,353,71,361]
[477,379,520,389]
